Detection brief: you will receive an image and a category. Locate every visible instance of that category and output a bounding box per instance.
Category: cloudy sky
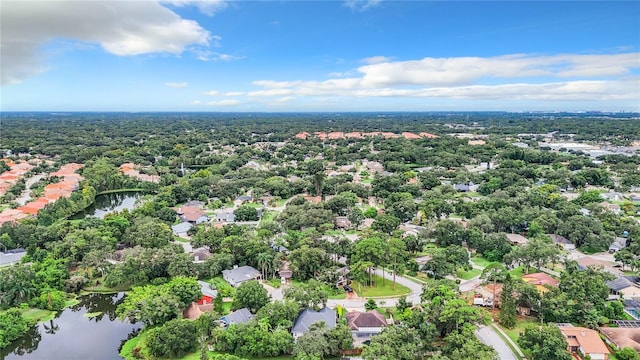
[1,0,639,112]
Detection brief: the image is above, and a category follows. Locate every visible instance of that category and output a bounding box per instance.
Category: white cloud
[207,99,240,106]
[162,0,228,16]
[223,91,245,96]
[165,82,188,88]
[1,1,212,85]
[344,0,382,12]
[241,53,639,102]
[194,50,243,62]
[361,56,392,65]
[204,90,220,96]
[276,96,296,103]
[191,100,203,105]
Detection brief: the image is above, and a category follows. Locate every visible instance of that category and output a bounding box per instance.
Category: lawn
[456,268,481,280]
[471,256,493,268]
[20,308,56,322]
[334,274,411,298]
[508,266,539,280]
[500,316,539,346]
[260,210,278,223]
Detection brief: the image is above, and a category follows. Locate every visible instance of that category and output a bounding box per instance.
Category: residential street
[475,325,519,360]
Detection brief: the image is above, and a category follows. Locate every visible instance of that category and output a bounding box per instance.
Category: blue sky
[1,0,639,112]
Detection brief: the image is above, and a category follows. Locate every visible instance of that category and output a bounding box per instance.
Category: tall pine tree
[499,273,517,328]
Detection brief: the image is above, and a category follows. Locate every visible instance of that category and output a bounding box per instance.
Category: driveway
[475,325,519,360]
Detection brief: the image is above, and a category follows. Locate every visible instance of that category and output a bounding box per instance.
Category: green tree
[361,325,419,360]
[371,214,401,234]
[499,274,517,328]
[232,280,270,313]
[518,324,572,360]
[146,319,197,358]
[283,280,328,310]
[617,347,640,360]
[0,309,35,348]
[234,204,259,221]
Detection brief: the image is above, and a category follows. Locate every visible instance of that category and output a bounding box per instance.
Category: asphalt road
[475,325,519,360]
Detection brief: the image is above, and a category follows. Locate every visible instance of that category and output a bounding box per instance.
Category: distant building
[292,307,336,340]
[222,266,260,287]
[171,222,192,237]
[346,310,388,344]
[548,234,575,250]
[558,325,610,360]
[221,308,255,326]
[506,233,529,246]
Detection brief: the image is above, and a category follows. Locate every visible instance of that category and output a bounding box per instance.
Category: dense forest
[1,112,639,360]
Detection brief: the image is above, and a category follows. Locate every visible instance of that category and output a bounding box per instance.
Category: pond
[72,192,143,219]
[1,293,142,360]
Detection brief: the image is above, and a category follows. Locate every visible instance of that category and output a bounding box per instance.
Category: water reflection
[1,293,142,360]
[71,192,143,219]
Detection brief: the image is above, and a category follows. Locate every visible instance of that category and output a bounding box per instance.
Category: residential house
[346,310,388,344]
[506,233,529,246]
[453,182,479,192]
[221,308,255,326]
[601,192,623,202]
[215,211,236,223]
[358,218,375,230]
[521,272,559,293]
[278,261,293,284]
[609,237,628,253]
[549,234,575,250]
[171,222,192,237]
[222,265,260,287]
[606,276,640,299]
[192,247,212,263]
[629,193,640,203]
[292,307,337,340]
[335,216,352,229]
[0,248,27,267]
[178,206,208,224]
[600,202,622,214]
[235,195,253,204]
[599,327,640,353]
[197,280,218,305]
[558,326,610,360]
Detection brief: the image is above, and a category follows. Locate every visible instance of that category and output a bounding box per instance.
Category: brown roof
[599,327,640,352]
[506,233,528,245]
[182,302,214,320]
[522,273,560,287]
[179,206,206,222]
[559,326,610,355]
[346,310,387,330]
[402,132,421,139]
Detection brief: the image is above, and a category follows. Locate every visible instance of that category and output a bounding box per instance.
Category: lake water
[72,192,143,219]
[1,293,142,360]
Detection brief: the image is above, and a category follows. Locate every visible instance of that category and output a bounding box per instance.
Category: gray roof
[222,266,260,284]
[171,222,193,234]
[292,307,336,334]
[197,280,218,298]
[607,277,637,292]
[610,237,628,251]
[216,212,235,222]
[0,249,27,266]
[549,234,572,245]
[222,308,254,325]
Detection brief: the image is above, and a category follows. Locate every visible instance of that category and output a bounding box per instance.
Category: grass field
[471,256,493,268]
[456,268,481,280]
[500,317,539,345]
[260,210,278,223]
[508,266,540,280]
[330,274,411,298]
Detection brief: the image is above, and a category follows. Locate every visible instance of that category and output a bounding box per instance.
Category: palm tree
[256,252,272,280]
[43,319,59,335]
